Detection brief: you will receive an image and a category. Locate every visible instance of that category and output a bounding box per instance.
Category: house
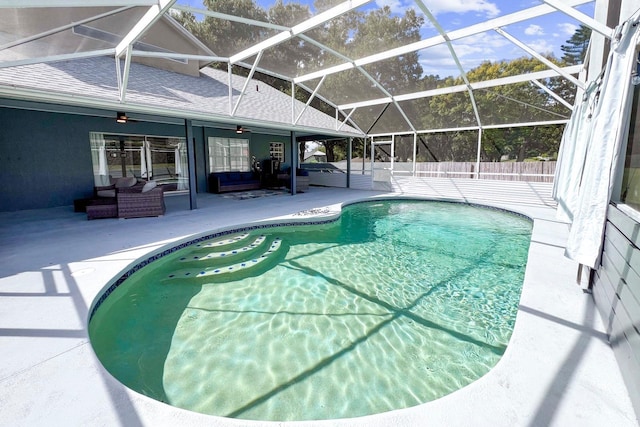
[303,150,327,163]
[0,8,362,212]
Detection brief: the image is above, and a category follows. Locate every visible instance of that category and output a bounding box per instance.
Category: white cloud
[527,39,554,55]
[426,0,500,18]
[375,0,411,15]
[524,24,544,36]
[557,23,578,37]
[455,32,511,54]
[418,32,513,77]
[375,0,500,18]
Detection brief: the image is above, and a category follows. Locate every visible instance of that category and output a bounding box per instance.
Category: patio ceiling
[0,0,613,136]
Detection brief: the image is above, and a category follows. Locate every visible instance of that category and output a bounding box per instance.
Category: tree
[549,24,593,106]
[561,24,592,65]
[315,6,424,108]
[174,0,268,57]
[262,1,313,76]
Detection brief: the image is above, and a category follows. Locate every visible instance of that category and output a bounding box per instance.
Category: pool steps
[193,232,249,248]
[163,233,282,281]
[177,234,268,262]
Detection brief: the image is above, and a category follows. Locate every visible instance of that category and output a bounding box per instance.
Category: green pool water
[89,200,532,421]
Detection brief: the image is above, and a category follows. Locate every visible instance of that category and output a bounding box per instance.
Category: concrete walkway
[0,185,637,426]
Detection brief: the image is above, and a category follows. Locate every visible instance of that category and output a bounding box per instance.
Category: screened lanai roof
[0,1,613,136]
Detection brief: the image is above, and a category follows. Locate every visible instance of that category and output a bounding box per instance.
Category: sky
[175,0,595,78]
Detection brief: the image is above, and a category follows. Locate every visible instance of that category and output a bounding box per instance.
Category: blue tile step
[163,238,282,281]
[177,235,267,263]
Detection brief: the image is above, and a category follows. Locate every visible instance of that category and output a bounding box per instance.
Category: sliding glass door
[90,132,188,192]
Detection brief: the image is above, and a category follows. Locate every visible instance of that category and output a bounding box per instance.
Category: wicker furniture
[116,183,165,219]
[86,201,118,220]
[85,180,165,220]
[208,172,261,193]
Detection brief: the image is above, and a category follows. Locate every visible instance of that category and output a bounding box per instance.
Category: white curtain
[553,81,599,222]
[557,13,640,268]
[140,142,152,179]
[176,142,189,190]
[90,132,110,186]
[174,146,182,176]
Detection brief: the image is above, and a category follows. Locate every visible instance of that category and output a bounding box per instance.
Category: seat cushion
[114,176,138,188]
[96,189,116,198]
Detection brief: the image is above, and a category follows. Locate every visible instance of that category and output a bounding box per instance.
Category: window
[269,142,284,162]
[208,137,250,172]
[621,80,640,211]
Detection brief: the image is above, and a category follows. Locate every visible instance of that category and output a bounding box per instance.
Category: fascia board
[0,84,364,138]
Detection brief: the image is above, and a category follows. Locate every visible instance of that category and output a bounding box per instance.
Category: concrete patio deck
[0,183,637,426]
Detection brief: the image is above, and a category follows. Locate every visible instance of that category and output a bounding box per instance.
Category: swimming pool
[89,199,532,421]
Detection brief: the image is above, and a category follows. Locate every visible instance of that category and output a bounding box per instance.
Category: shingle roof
[0,56,362,136]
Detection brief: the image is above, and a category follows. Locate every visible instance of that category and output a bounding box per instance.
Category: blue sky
[175,0,595,77]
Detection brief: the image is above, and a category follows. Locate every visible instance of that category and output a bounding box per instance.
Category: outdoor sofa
[208,171,261,193]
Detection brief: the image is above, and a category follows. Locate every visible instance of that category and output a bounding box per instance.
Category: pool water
[89,200,532,421]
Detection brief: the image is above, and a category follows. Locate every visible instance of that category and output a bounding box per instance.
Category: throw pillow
[115,176,138,188]
[142,180,157,193]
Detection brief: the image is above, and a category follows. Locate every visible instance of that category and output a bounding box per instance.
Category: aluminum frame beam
[338,65,582,110]
[415,0,483,130]
[368,119,570,138]
[231,50,263,117]
[541,0,614,38]
[297,33,401,130]
[117,45,132,102]
[532,79,574,110]
[229,0,373,64]
[115,0,176,58]
[172,5,289,32]
[0,48,115,69]
[0,1,154,6]
[294,75,326,125]
[337,108,356,131]
[495,27,584,89]
[113,0,176,103]
[130,50,227,62]
[294,0,592,84]
[0,6,133,51]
